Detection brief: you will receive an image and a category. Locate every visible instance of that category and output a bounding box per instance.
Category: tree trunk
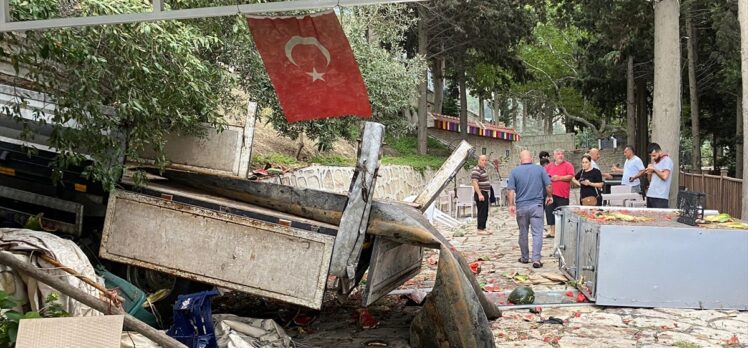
[456,52,468,141]
[737,93,743,178]
[433,57,445,114]
[492,93,501,123]
[521,100,527,133]
[457,70,467,140]
[478,96,485,121]
[417,6,429,155]
[636,79,649,160]
[739,0,748,219]
[652,0,682,206]
[686,11,701,173]
[712,133,718,172]
[295,132,305,160]
[626,55,636,149]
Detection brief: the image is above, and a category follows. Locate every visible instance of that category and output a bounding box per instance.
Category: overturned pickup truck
[102,123,498,347]
[0,85,498,346]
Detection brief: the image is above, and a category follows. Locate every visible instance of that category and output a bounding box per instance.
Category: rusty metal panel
[362,237,423,306]
[413,140,472,211]
[100,190,334,309]
[330,122,384,278]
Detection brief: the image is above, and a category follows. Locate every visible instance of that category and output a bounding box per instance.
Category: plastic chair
[455,185,475,218]
[438,191,452,216]
[166,290,219,348]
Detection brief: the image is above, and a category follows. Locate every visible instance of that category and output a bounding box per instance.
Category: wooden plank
[329,122,384,278]
[362,237,423,306]
[413,140,473,212]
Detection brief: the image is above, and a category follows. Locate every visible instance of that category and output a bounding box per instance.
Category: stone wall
[567,147,628,174]
[516,133,576,160]
[268,164,487,201]
[269,165,437,201]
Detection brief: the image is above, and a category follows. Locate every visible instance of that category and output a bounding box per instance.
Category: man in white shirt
[611,146,646,193]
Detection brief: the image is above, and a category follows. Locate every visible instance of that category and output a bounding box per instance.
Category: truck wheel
[125,265,177,294]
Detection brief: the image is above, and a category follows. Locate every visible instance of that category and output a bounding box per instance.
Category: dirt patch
[251,119,357,162]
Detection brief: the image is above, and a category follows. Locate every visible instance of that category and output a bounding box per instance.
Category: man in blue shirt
[632,143,673,208]
[507,150,553,268]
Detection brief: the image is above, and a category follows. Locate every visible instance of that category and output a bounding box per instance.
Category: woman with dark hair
[572,155,604,206]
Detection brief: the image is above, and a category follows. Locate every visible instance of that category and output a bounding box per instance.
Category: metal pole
[0,0,424,32]
[0,0,8,30]
[152,0,163,13]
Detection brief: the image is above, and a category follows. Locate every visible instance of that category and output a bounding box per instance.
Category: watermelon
[508,286,535,305]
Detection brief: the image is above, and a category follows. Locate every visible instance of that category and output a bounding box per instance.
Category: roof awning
[430,114,520,142]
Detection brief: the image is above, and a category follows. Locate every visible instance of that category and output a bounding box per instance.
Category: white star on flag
[306,67,326,82]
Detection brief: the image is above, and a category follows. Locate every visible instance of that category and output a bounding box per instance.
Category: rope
[38,254,124,310]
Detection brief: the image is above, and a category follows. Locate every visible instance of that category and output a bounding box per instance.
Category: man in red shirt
[544,148,575,238]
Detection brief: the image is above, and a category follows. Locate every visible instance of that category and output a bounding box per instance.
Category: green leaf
[8,324,18,343]
[22,312,41,319]
[5,311,24,322]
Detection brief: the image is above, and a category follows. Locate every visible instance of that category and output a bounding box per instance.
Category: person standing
[507,150,552,268]
[632,143,673,208]
[589,147,613,180]
[538,151,550,165]
[471,155,491,234]
[544,148,575,238]
[572,155,604,205]
[539,157,550,168]
[611,146,646,193]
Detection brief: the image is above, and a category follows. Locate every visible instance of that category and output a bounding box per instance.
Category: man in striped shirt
[471,155,491,234]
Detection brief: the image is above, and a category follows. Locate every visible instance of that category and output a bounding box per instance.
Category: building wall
[428,129,514,179]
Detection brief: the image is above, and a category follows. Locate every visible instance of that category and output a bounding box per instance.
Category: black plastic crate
[677,190,706,226]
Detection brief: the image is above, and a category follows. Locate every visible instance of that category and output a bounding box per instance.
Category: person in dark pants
[471,155,491,235]
[544,148,575,238]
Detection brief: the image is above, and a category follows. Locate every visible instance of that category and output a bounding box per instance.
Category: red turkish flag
[246,12,372,123]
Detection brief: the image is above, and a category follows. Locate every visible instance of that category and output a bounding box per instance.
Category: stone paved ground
[291,204,747,347]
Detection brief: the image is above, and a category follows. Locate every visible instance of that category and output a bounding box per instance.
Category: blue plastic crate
[166,289,219,348]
